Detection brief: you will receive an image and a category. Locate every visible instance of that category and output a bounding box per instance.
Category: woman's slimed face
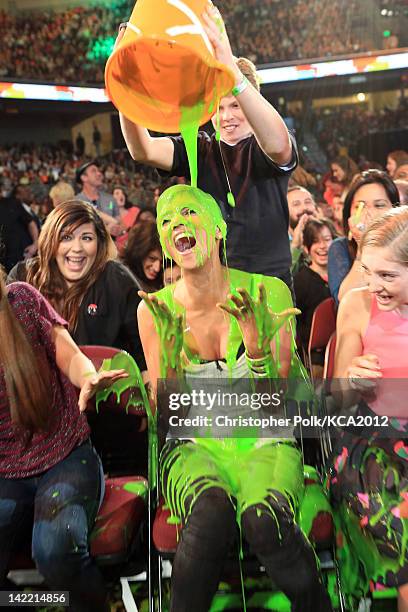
[159,206,215,269]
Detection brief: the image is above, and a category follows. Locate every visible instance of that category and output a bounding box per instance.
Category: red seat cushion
[9,476,147,569]
[90,476,147,557]
[152,500,181,553]
[309,511,334,546]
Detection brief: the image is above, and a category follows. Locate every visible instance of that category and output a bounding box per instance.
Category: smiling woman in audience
[294,217,336,375]
[6,200,145,370]
[327,170,399,304]
[123,219,163,293]
[329,206,408,611]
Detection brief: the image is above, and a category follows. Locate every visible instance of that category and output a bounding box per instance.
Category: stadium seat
[323,331,337,381]
[307,297,337,382]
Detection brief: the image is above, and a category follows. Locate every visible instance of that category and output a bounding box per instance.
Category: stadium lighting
[0,51,407,102]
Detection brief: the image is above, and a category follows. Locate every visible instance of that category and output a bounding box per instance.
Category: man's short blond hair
[235,57,260,91]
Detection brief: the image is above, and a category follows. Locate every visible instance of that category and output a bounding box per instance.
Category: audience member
[294,218,336,375]
[330,156,359,202]
[75,131,85,157]
[163,260,182,286]
[386,150,408,178]
[76,161,123,237]
[49,181,75,208]
[328,170,399,304]
[395,179,408,206]
[6,200,146,370]
[123,220,163,293]
[0,191,38,272]
[287,186,318,272]
[0,275,127,612]
[329,206,408,611]
[92,123,102,157]
[113,185,140,254]
[394,160,408,181]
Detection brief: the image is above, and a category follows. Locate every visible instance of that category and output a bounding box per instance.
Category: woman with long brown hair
[7,199,145,370]
[123,219,163,293]
[0,273,126,610]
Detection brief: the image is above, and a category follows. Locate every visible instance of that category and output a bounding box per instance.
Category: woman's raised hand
[78,369,128,412]
[139,291,184,366]
[217,284,300,357]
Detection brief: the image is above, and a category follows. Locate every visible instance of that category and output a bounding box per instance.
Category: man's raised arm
[119,113,174,171]
[202,5,292,166]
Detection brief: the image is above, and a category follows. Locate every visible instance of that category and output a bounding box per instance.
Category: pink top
[363,296,408,418]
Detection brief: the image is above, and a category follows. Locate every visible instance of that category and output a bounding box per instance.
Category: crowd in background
[0,0,405,85]
[0,143,163,216]
[311,100,408,159]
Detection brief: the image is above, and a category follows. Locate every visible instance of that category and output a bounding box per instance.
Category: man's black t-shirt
[166,131,297,278]
[0,197,33,272]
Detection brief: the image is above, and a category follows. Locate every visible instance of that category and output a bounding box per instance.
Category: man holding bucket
[112,3,297,290]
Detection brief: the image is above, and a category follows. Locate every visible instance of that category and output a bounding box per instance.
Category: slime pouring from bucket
[105,1,236,198]
[105,0,234,140]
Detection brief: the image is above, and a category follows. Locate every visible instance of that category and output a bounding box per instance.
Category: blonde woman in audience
[49,181,75,208]
[329,206,408,611]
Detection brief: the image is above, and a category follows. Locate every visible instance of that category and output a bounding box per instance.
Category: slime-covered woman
[138,185,331,611]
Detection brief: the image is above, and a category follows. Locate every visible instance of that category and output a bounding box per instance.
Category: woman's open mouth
[65,256,86,271]
[174,233,197,254]
[376,294,392,305]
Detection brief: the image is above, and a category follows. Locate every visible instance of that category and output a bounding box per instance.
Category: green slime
[180,98,235,205]
[151,188,325,607]
[332,443,408,606]
[95,351,158,487]
[147,174,328,604]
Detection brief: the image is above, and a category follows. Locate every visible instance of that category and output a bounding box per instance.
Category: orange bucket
[105,0,235,133]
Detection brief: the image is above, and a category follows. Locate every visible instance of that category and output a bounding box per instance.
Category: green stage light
[87,37,116,62]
